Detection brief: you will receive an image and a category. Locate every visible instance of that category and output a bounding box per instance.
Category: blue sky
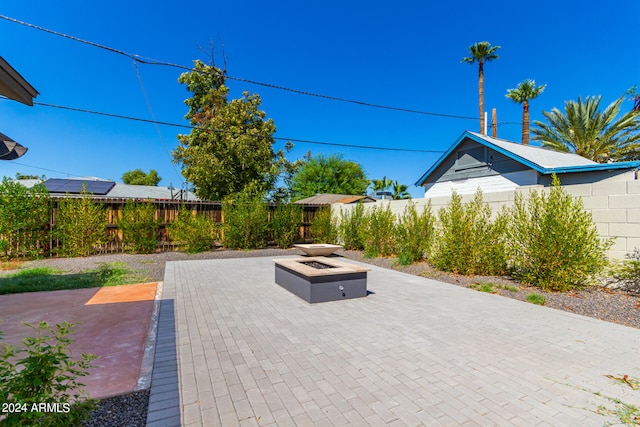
[1,1,638,198]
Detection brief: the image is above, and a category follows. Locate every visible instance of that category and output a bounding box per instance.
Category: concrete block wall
[333,179,640,260]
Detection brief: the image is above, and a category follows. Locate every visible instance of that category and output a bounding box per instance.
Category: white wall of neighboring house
[334,171,640,260]
[422,170,538,197]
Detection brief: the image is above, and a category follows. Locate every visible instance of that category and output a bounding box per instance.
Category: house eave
[0,56,39,106]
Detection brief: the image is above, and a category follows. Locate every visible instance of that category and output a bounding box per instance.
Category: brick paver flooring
[147,257,640,426]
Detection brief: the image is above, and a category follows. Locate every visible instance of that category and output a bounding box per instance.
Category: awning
[0,132,28,160]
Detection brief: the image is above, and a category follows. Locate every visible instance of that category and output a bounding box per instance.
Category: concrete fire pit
[293,244,343,257]
[274,257,370,303]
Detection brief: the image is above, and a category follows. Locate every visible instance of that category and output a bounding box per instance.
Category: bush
[0,322,97,426]
[169,207,219,253]
[395,201,436,265]
[54,188,108,257]
[363,204,396,258]
[311,207,338,244]
[117,200,159,254]
[508,175,612,291]
[338,202,366,250]
[222,190,269,250]
[610,248,640,292]
[0,178,51,258]
[270,203,303,248]
[431,189,508,275]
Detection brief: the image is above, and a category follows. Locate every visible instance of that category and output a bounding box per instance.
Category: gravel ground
[22,248,640,426]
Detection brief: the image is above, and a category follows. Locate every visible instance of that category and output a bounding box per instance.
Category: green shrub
[338,202,366,250]
[169,206,219,253]
[54,188,108,257]
[311,207,338,244]
[431,189,508,275]
[0,322,97,426]
[222,190,269,249]
[270,203,303,248]
[0,178,51,258]
[395,201,436,265]
[508,175,612,291]
[612,248,640,292]
[363,204,396,258]
[117,200,159,254]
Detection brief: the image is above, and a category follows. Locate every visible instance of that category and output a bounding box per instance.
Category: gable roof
[293,194,377,205]
[416,131,640,186]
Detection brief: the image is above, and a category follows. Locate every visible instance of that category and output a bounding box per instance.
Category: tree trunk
[478,61,485,134]
[522,101,530,145]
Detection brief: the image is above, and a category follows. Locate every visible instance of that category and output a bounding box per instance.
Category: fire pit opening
[298,260,337,269]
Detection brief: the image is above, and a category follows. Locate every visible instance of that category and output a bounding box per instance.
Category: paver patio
[146,257,640,426]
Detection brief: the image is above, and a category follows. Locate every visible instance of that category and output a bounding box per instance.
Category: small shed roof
[416,131,640,186]
[294,194,377,205]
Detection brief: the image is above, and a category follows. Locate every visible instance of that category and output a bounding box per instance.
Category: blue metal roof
[415,131,640,186]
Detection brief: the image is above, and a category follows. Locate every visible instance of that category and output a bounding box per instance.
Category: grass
[0,262,146,295]
[526,293,546,305]
[471,282,520,294]
[595,375,640,425]
[0,259,25,271]
[496,284,519,292]
[471,282,496,293]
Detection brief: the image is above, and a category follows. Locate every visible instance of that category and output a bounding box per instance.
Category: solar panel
[44,178,116,195]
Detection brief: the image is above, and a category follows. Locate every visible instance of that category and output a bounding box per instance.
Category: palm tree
[505,80,546,145]
[462,41,501,134]
[392,181,412,200]
[532,95,640,162]
[372,176,393,199]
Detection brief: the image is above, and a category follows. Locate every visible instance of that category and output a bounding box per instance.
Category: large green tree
[532,95,640,162]
[505,79,546,145]
[122,169,161,186]
[462,41,501,134]
[173,60,288,200]
[289,154,369,200]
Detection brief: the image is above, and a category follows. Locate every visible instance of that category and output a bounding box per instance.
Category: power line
[9,161,83,178]
[1,96,446,153]
[0,14,478,121]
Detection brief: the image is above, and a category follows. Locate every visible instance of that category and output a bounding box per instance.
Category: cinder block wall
[333,179,640,260]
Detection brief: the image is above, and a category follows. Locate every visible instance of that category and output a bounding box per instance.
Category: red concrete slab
[0,283,157,399]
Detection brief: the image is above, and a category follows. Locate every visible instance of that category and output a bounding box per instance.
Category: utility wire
[10,161,83,178]
[0,96,446,153]
[0,14,478,121]
[132,60,184,182]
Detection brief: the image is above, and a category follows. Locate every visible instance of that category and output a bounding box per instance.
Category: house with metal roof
[17,177,199,201]
[415,131,640,197]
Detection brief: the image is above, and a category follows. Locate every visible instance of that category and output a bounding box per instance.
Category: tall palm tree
[505,80,546,145]
[462,41,501,134]
[392,181,412,200]
[532,95,640,162]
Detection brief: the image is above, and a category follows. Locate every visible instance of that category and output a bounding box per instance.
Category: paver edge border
[135,280,163,391]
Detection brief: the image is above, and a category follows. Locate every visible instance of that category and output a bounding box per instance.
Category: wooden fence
[47,197,322,254]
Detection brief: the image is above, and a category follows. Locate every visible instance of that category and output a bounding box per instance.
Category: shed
[293,194,377,205]
[415,131,640,197]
